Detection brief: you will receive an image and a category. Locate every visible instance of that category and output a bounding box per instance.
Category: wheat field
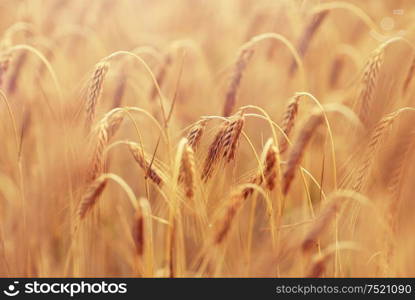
[0,0,415,278]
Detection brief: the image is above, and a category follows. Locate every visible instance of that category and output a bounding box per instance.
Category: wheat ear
[85,61,109,131]
[186,119,208,151]
[0,49,12,87]
[213,188,246,245]
[279,95,301,155]
[353,110,400,192]
[178,139,196,199]
[302,198,344,253]
[88,108,124,182]
[222,111,245,163]
[128,142,163,187]
[201,121,227,181]
[223,48,254,117]
[283,112,323,195]
[78,175,108,219]
[356,44,385,126]
[290,10,329,74]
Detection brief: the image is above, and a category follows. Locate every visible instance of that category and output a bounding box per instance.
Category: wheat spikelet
[282,112,323,195]
[85,61,109,131]
[353,110,399,192]
[262,139,279,191]
[186,119,208,151]
[128,142,163,187]
[213,188,246,245]
[201,122,227,181]
[78,175,108,219]
[88,108,124,182]
[279,95,301,155]
[223,48,254,117]
[178,140,196,199]
[402,56,415,95]
[290,10,329,74]
[222,111,245,162]
[356,44,385,126]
